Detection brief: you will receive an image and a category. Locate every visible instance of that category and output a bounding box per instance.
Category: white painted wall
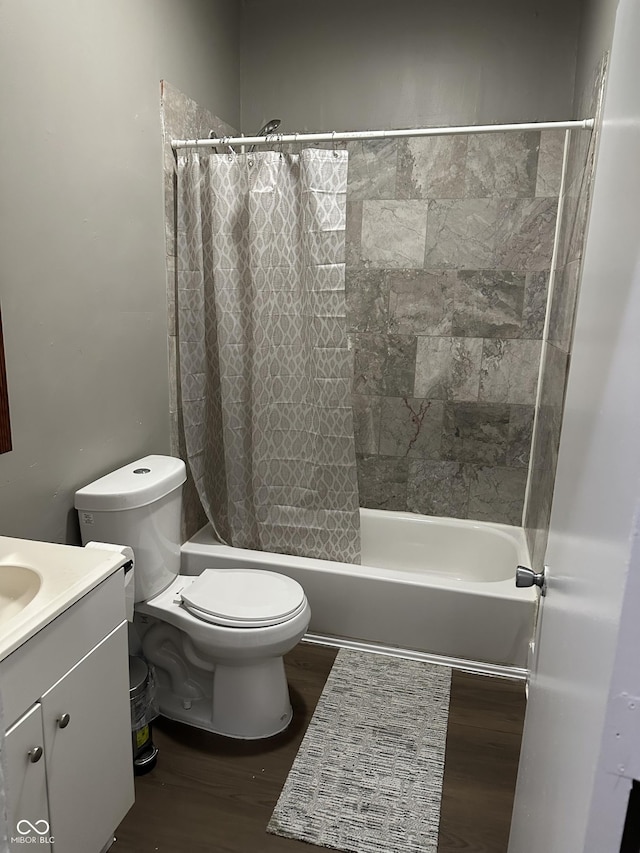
[0,0,240,542]
[241,0,582,133]
[573,0,619,111]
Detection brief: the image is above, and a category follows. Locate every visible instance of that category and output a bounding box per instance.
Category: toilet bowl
[75,455,311,739]
[137,571,310,738]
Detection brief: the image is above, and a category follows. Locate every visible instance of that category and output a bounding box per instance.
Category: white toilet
[75,455,311,739]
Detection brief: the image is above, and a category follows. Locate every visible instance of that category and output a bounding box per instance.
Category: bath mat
[267,649,451,853]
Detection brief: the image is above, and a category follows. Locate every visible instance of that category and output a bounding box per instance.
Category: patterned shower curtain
[176,148,361,563]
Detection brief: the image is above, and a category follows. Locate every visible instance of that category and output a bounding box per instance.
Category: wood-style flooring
[114,643,525,853]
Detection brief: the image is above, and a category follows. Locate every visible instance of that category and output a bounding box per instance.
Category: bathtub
[181,509,537,674]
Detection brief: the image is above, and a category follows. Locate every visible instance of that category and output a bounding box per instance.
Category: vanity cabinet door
[4,703,51,852]
[41,621,134,853]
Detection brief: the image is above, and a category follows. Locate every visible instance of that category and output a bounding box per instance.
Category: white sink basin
[0,565,42,624]
[0,537,129,662]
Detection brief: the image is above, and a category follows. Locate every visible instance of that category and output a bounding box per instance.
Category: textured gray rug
[267,649,451,853]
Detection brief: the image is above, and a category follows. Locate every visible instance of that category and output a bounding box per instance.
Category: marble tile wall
[347,131,563,524]
[161,80,237,540]
[524,56,608,568]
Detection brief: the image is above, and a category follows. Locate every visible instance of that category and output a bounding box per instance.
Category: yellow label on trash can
[136,724,150,749]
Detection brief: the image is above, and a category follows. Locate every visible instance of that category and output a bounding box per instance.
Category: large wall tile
[169,409,180,457]
[361,200,428,268]
[520,271,549,339]
[414,336,482,401]
[507,405,535,468]
[357,455,408,511]
[555,149,593,272]
[524,342,570,567]
[479,339,542,405]
[388,270,455,335]
[547,260,581,353]
[495,198,557,271]
[465,132,539,198]
[539,341,569,410]
[347,139,397,200]
[345,269,390,332]
[525,402,562,567]
[407,460,470,518]
[567,188,591,266]
[523,59,605,561]
[453,271,525,338]
[352,333,417,396]
[345,200,363,268]
[162,81,197,139]
[468,466,528,525]
[566,140,596,265]
[442,402,510,465]
[341,81,597,529]
[379,396,444,458]
[563,129,592,204]
[396,136,467,199]
[424,199,499,269]
[536,130,565,197]
[352,394,381,455]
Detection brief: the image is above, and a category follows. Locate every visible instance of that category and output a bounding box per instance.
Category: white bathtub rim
[360,506,529,544]
[182,524,537,604]
[359,508,531,583]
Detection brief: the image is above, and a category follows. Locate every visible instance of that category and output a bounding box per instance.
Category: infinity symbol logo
[16,819,50,835]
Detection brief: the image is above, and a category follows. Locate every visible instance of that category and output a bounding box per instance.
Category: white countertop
[0,536,127,662]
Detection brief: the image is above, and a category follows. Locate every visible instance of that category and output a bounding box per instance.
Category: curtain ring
[332,131,339,157]
[224,137,235,160]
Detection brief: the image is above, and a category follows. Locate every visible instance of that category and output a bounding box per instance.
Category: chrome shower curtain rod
[172,118,594,150]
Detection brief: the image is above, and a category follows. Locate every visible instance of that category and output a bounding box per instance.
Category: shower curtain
[176,148,361,563]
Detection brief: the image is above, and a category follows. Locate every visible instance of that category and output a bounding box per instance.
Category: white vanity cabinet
[1,569,134,853]
[5,703,50,852]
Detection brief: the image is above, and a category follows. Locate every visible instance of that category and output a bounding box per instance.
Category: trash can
[128,656,159,775]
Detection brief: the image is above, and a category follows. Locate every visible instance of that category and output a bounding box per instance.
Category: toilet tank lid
[75,455,187,512]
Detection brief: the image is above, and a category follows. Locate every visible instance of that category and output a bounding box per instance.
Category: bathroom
[1,0,640,851]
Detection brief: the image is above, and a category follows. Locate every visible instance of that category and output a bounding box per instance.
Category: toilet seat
[180,569,307,628]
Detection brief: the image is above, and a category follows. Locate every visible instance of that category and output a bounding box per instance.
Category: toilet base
[154,655,294,739]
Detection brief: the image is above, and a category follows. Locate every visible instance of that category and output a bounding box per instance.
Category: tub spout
[142,622,204,700]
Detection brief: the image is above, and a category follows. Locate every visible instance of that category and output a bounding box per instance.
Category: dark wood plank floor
[114,644,525,853]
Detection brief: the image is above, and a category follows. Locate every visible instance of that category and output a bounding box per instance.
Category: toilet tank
[75,455,187,602]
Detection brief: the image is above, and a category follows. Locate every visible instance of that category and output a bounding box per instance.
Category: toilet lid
[180,569,307,628]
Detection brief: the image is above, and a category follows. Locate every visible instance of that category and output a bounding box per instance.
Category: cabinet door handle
[57,713,71,729]
[28,746,43,763]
